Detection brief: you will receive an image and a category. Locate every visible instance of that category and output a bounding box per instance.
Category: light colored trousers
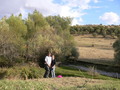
[51,67,56,78]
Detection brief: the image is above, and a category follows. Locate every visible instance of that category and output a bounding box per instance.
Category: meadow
[0,66,120,90]
[74,35,116,66]
[0,77,120,90]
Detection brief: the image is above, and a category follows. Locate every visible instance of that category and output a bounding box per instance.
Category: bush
[66,47,79,63]
[92,33,97,37]
[0,56,12,67]
[113,39,120,65]
[111,33,116,39]
[0,64,45,79]
[87,66,100,77]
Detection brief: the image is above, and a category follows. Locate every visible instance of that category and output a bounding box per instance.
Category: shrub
[0,57,11,67]
[66,47,79,63]
[0,64,45,79]
[87,66,100,77]
[92,33,97,37]
[113,39,120,65]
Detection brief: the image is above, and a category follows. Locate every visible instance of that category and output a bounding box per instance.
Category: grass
[0,65,45,79]
[56,66,118,80]
[74,34,116,65]
[0,77,120,90]
[0,66,119,90]
[0,65,116,80]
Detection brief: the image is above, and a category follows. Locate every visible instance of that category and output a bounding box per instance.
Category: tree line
[0,10,79,67]
[70,25,120,38]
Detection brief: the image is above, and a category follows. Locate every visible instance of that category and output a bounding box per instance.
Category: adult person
[50,55,56,78]
[44,52,52,78]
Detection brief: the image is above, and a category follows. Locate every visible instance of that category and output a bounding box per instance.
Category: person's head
[52,55,55,60]
[48,52,51,56]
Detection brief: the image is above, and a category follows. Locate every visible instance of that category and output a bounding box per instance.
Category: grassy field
[0,66,119,90]
[0,77,120,90]
[74,35,116,65]
[0,65,116,80]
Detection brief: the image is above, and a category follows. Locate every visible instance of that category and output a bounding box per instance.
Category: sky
[0,0,120,25]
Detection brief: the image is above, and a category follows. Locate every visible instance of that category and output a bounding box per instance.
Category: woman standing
[51,55,56,78]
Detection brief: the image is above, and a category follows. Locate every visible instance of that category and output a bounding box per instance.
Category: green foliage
[102,29,107,38]
[0,10,78,67]
[29,10,49,28]
[111,33,116,39]
[113,39,120,65]
[6,15,27,37]
[0,19,25,64]
[46,15,72,32]
[92,33,97,37]
[65,47,79,62]
[71,47,79,59]
[0,56,11,67]
[0,65,44,79]
[70,25,120,38]
[46,16,77,61]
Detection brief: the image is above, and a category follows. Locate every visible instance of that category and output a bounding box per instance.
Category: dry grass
[3,77,119,90]
[74,35,116,65]
[33,77,104,87]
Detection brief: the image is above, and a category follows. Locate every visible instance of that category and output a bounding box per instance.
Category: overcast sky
[0,0,120,25]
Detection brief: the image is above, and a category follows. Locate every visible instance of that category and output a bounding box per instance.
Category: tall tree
[6,14,27,37]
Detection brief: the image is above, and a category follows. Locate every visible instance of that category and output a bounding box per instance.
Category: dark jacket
[51,59,56,68]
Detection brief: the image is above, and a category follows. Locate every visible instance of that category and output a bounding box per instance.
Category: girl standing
[51,55,56,78]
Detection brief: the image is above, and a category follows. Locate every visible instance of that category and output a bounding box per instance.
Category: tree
[113,38,120,65]
[6,14,27,38]
[0,19,25,66]
[46,15,72,34]
[46,15,78,61]
[25,11,50,62]
[0,10,79,67]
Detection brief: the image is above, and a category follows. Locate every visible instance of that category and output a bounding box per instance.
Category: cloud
[58,0,91,25]
[0,0,60,17]
[99,12,120,24]
[0,0,101,25]
[25,0,61,16]
[93,0,100,3]
[0,0,26,17]
[61,0,91,9]
[72,18,83,25]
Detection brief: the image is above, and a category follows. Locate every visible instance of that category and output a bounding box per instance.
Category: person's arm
[45,62,50,67]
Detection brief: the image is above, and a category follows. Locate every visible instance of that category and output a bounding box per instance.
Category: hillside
[74,35,116,65]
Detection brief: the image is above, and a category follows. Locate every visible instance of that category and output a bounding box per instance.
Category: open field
[0,77,120,90]
[1,65,115,80]
[74,35,116,65]
[0,65,119,90]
